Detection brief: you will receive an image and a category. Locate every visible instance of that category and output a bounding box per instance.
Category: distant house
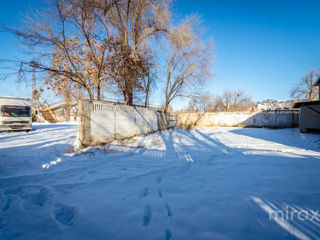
[293,79,320,133]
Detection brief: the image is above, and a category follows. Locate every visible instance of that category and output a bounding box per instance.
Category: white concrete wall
[176,110,299,129]
[79,100,175,147]
[115,104,135,140]
[91,103,115,142]
[148,110,159,132]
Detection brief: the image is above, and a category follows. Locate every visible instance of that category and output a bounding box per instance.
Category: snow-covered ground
[0,123,320,240]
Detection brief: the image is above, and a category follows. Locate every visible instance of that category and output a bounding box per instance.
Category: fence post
[79,100,92,148]
[114,103,116,140]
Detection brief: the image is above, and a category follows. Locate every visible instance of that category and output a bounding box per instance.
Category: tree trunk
[125,92,133,105]
[97,83,101,101]
[144,92,149,107]
[164,99,169,113]
[123,86,133,105]
[86,88,95,100]
[145,88,149,107]
[123,80,134,105]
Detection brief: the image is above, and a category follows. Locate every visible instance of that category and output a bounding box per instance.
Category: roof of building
[314,78,320,86]
[293,100,320,108]
[0,96,31,101]
[3,100,31,107]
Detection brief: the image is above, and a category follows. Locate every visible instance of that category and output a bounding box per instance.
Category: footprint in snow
[2,196,11,212]
[165,203,172,217]
[156,176,163,197]
[156,176,162,184]
[31,187,50,207]
[53,203,78,228]
[165,229,172,240]
[88,170,97,175]
[0,192,6,210]
[19,186,51,210]
[138,188,149,199]
[142,205,152,227]
[158,189,163,198]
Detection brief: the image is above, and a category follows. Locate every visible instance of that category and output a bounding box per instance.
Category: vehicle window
[1,106,31,117]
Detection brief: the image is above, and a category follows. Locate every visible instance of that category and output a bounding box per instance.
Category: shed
[293,79,320,132]
[315,77,320,99]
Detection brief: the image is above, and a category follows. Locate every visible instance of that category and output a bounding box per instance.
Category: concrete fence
[78,100,176,147]
[176,110,299,129]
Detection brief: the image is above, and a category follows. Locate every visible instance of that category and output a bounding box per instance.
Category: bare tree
[186,90,253,112]
[164,16,213,112]
[186,95,199,112]
[222,91,232,110]
[211,90,253,112]
[213,95,224,111]
[229,90,253,111]
[142,67,157,107]
[3,0,171,105]
[290,70,318,100]
[2,0,116,100]
[198,92,214,112]
[104,0,171,105]
[186,93,213,112]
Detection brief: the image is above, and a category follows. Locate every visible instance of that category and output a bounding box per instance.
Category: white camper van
[0,97,32,131]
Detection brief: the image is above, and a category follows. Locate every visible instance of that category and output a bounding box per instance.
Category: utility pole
[32,66,36,95]
[29,61,38,104]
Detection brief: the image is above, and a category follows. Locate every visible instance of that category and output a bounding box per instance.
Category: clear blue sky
[1,0,320,107]
[172,0,320,106]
